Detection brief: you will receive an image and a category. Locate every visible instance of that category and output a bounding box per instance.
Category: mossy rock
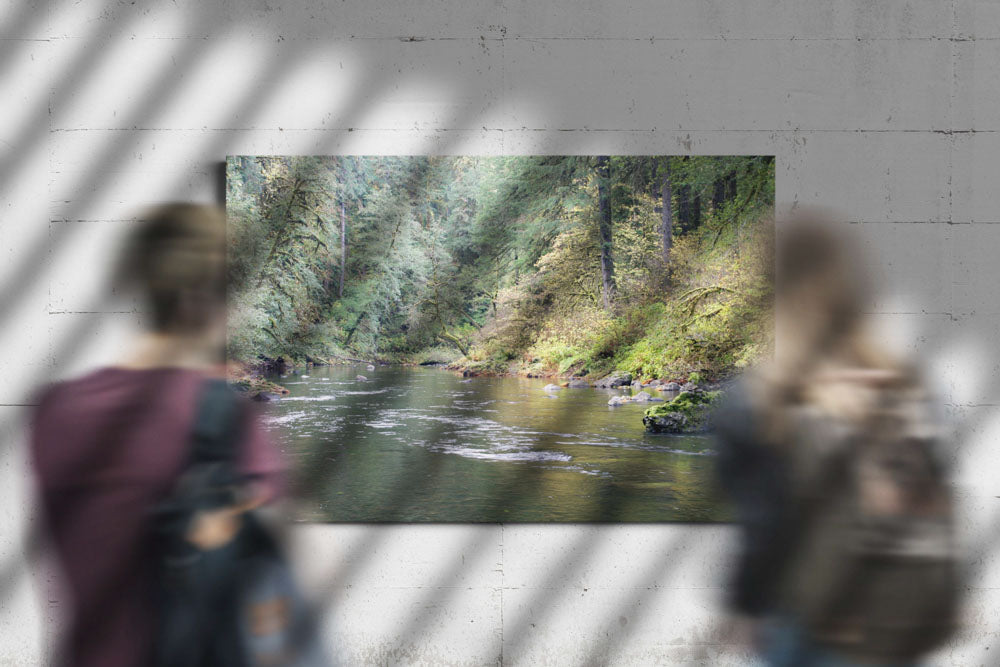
[643,390,720,434]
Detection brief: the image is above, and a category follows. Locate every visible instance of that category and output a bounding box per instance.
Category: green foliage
[227,155,773,377]
[409,346,463,365]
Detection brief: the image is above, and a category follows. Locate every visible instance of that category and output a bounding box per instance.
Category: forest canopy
[226,155,774,382]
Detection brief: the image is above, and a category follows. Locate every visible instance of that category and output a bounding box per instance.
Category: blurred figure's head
[117,203,227,340]
[762,210,909,428]
[774,211,869,364]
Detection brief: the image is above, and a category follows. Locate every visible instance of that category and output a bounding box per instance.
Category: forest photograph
[226,155,774,522]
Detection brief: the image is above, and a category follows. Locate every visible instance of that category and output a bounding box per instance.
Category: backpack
[150,379,328,667]
[779,381,961,661]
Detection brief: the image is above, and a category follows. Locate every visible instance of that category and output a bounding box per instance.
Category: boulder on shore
[595,371,633,389]
[567,379,590,388]
[543,383,563,392]
[662,382,681,392]
[252,391,282,402]
[681,381,699,392]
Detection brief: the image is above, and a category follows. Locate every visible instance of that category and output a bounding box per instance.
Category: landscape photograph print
[226,155,774,522]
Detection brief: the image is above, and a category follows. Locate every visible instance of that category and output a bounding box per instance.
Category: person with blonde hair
[715,213,960,666]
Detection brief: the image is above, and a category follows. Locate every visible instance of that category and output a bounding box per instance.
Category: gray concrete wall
[1,1,997,664]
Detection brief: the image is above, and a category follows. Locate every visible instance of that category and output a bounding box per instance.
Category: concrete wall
[1,1,997,664]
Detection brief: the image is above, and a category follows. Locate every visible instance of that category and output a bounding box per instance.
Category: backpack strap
[189,378,245,468]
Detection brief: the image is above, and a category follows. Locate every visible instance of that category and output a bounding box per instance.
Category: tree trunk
[596,156,616,310]
[660,165,673,266]
[712,177,725,212]
[677,184,702,234]
[712,171,736,213]
[339,198,346,298]
[344,310,363,346]
[677,184,690,232]
[438,329,470,357]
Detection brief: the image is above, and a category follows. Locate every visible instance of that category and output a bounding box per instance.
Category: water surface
[262,364,725,522]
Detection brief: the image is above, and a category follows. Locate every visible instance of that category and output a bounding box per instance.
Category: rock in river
[366,364,376,371]
[642,411,688,433]
[643,390,720,434]
[567,379,590,388]
[595,371,633,388]
[543,383,563,392]
[356,375,368,381]
[608,395,630,406]
[631,391,653,402]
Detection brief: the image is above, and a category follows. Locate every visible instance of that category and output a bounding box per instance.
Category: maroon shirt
[31,367,283,667]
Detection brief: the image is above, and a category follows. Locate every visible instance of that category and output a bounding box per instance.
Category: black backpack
[150,379,327,667]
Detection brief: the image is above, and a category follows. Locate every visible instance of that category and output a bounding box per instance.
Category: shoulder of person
[713,373,771,453]
[716,372,768,424]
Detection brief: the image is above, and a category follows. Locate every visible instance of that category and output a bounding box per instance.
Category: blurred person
[31,204,321,666]
[715,213,960,666]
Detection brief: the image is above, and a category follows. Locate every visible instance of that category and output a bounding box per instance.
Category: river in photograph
[261,364,726,522]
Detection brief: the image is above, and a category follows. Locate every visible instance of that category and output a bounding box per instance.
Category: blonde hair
[752,212,911,445]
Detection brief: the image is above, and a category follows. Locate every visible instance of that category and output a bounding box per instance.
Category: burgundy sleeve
[237,404,286,501]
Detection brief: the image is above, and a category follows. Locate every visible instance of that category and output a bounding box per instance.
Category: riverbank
[231,353,727,435]
[229,353,387,400]
[227,361,291,400]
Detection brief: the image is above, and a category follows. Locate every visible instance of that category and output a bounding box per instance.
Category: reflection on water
[262,364,725,522]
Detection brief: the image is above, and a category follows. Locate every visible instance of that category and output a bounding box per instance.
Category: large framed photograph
[227,155,774,522]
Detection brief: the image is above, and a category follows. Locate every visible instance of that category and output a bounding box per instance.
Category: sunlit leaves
[226,155,773,375]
